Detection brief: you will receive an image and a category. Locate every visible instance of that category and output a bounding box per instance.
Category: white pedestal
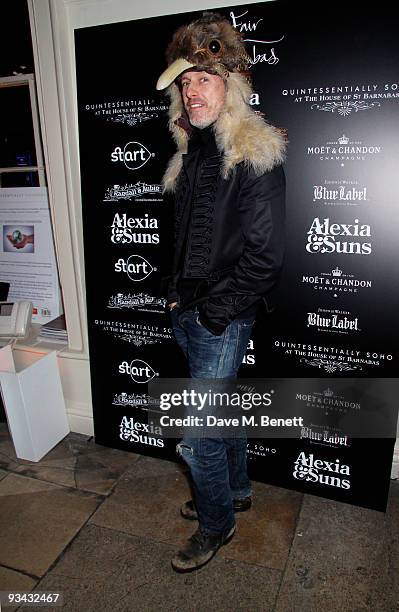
[0,343,69,462]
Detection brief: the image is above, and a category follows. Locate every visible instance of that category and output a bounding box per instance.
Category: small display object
[0,344,69,461]
[0,300,32,337]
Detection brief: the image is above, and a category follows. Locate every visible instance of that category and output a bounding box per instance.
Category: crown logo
[324,388,334,397]
[332,267,342,277]
[338,134,349,144]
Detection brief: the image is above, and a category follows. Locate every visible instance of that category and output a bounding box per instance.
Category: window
[0,74,45,187]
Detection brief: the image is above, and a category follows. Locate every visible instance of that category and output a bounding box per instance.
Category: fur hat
[156,12,251,90]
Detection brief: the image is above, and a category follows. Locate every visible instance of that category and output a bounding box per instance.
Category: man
[156,12,286,572]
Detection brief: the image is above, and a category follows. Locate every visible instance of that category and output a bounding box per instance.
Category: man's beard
[187,107,222,129]
[189,115,216,129]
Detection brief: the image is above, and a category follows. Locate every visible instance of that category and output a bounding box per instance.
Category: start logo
[111,142,154,170]
[118,359,158,383]
[114,255,155,281]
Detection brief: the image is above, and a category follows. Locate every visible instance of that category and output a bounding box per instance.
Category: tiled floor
[0,423,398,612]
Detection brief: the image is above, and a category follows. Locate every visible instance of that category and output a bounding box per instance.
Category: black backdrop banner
[75,2,399,511]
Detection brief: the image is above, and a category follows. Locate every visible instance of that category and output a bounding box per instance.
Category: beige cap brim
[156,58,195,90]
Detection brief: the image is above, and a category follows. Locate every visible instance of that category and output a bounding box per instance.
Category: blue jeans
[171,307,254,535]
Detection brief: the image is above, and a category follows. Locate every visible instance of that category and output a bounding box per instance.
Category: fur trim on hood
[163,73,286,192]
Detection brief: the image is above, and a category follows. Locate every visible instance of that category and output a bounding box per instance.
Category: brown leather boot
[171,525,236,572]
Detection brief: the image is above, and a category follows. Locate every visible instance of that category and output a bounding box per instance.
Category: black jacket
[167,131,286,335]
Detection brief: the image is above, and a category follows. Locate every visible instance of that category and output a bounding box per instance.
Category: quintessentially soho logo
[118,359,158,383]
[247,442,277,457]
[110,141,154,170]
[274,337,393,374]
[306,217,372,255]
[114,255,155,281]
[293,451,351,490]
